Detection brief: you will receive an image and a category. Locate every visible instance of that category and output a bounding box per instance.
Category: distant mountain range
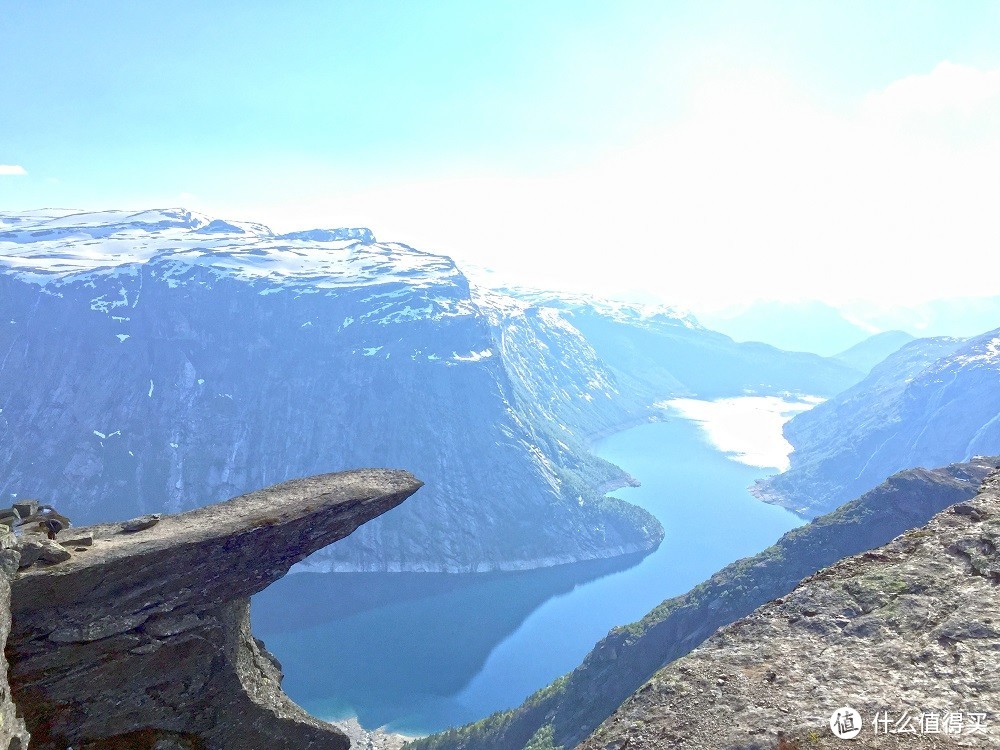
[844,294,1000,339]
[757,331,1000,515]
[0,208,860,572]
[502,289,862,400]
[831,329,914,373]
[700,296,1000,355]
[697,300,876,356]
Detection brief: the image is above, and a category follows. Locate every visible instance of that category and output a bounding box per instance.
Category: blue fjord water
[251,414,803,735]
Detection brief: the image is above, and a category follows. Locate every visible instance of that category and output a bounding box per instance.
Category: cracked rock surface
[0,529,30,749]
[7,469,421,750]
[582,471,1000,749]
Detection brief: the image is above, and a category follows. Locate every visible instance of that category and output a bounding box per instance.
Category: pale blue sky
[4,1,1000,309]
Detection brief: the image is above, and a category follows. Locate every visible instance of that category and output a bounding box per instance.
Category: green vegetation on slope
[407,457,996,750]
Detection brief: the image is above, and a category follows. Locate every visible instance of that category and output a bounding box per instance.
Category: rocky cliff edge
[582,470,1000,749]
[0,469,422,750]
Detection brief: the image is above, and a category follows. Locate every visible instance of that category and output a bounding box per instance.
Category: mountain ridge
[408,457,998,750]
[757,331,1000,515]
[831,329,915,373]
[0,207,863,572]
[0,208,663,572]
[581,465,1000,749]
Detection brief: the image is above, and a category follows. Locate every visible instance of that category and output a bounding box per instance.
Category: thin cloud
[219,63,1000,314]
[0,165,27,176]
[865,61,1000,119]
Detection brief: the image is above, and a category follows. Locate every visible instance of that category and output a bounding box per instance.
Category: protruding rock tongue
[7,468,422,750]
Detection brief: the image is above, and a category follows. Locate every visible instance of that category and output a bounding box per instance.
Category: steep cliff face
[474,291,642,442]
[409,458,997,750]
[0,208,659,572]
[757,332,999,515]
[6,469,421,750]
[582,470,1000,749]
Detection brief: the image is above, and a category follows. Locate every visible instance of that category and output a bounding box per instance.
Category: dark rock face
[7,469,421,749]
[757,332,1000,516]
[581,469,1000,749]
[0,531,30,749]
[409,458,997,750]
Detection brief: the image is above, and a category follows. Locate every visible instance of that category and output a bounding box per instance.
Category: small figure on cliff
[17,505,71,540]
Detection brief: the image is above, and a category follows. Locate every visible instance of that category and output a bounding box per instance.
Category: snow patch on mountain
[493,286,700,330]
[0,209,482,333]
[950,334,1000,367]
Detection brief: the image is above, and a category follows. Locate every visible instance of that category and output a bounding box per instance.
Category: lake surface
[252,405,805,735]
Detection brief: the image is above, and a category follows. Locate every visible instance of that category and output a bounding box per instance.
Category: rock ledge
[6,469,422,750]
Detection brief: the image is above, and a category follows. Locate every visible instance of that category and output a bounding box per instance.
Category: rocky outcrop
[6,468,421,749]
[0,530,30,749]
[332,718,409,750]
[582,470,1000,749]
[408,458,997,750]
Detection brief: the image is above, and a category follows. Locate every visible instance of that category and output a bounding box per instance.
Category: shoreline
[311,411,674,737]
[293,397,809,737]
[293,408,670,576]
[584,405,670,494]
[581,407,666,451]
[747,478,812,519]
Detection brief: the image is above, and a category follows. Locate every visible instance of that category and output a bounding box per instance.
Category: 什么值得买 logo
[829,706,862,740]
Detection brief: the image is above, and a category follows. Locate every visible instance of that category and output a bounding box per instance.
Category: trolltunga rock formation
[6,468,422,749]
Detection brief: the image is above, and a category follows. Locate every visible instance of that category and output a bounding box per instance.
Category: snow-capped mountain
[0,208,862,571]
[756,332,1000,515]
[0,209,660,572]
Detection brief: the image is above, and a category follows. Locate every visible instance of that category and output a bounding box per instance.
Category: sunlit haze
[4,2,1000,316]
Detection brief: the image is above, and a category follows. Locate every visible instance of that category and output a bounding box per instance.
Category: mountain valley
[0,208,862,572]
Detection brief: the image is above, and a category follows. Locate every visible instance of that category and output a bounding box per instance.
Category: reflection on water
[251,554,644,731]
[252,414,804,734]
